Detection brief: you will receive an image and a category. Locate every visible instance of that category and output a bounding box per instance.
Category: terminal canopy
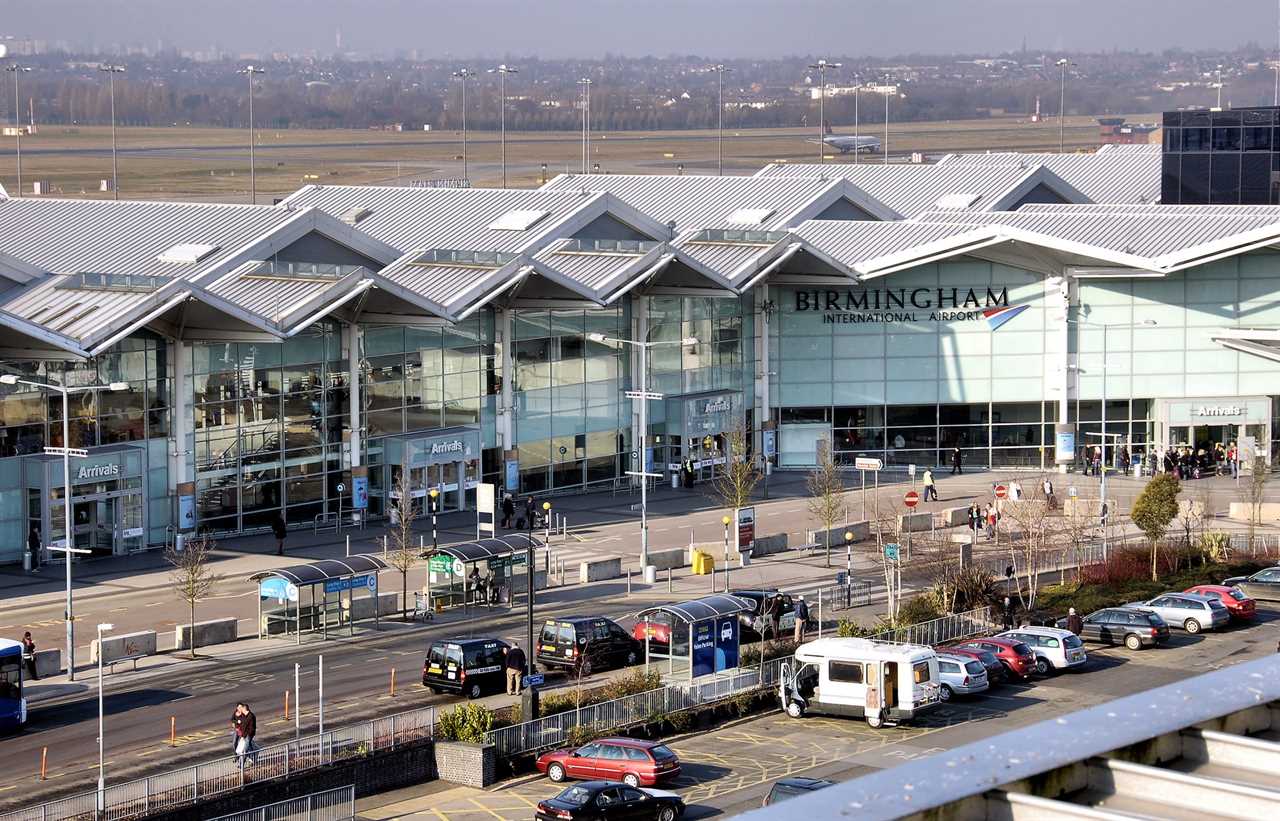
[637,594,753,624]
[247,554,390,587]
[422,534,543,563]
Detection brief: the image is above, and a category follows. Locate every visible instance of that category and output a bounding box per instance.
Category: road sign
[703,435,714,450]
[903,490,920,508]
[908,464,917,479]
[854,457,883,471]
[523,673,545,688]
[323,573,373,594]
[994,484,1008,499]
[884,543,900,561]
[428,555,453,573]
[452,558,465,577]
[336,482,346,493]
[1068,486,1078,498]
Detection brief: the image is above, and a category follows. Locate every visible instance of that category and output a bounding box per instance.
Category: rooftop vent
[341,206,372,225]
[59,272,164,293]
[488,209,551,231]
[157,243,220,265]
[934,193,982,210]
[725,207,777,225]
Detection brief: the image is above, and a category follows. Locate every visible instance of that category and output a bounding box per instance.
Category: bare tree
[867,488,903,623]
[999,492,1053,612]
[1242,455,1270,556]
[1059,494,1093,585]
[806,438,845,567]
[706,423,759,554]
[387,470,420,620]
[166,535,223,659]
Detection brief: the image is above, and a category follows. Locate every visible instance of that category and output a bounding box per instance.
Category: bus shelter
[250,554,390,643]
[637,594,750,682]
[420,534,543,612]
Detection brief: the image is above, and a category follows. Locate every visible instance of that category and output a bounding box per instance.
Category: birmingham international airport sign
[793,286,1027,327]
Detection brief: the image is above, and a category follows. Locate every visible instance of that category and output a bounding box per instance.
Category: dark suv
[1060,608,1170,650]
[537,617,641,675]
[422,637,510,698]
[732,589,808,639]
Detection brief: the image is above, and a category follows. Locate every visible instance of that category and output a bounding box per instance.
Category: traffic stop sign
[903,490,920,508]
[994,484,1008,499]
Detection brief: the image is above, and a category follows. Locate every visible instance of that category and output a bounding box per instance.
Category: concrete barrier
[751,533,789,556]
[1228,502,1280,522]
[811,521,871,548]
[90,630,157,665]
[579,555,622,584]
[940,506,970,527]
[1062,498,1117,519]
[175,617,238,651]
[648,547,687,571]
[508,570,548,595]
[897,512,932,533]
[33,648,60,678]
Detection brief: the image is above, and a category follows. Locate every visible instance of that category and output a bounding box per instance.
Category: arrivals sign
[793,286,1024,326]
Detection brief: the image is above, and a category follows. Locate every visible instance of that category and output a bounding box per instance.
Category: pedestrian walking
[793,595,809,644]
[231,703,247,761]
[1001,596,1015,631]
[766,594,782,640]
[26,525,39,574]
[967,502,980,534]
[20,632,37,681]
[504,644,527,695]
[524,496,536,529]
[922,468,937,502]
[271,514,287,556]
[985,503,996,540]
[1042,478,1057,510]
[950,446,963,475]
[501,493,515,529]
[1229,442,1239,479]
[1065,607,1084,636]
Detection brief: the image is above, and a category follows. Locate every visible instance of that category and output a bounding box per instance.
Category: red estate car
[939,645,1006,684]
[536,738,682,788]
[949,637,1037,680]
[1184,584,1256,620]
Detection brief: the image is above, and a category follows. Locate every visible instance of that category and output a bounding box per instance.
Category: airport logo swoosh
[983,303,1028,331]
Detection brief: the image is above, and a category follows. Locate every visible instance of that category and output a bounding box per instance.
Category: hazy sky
[7,0,1280,58]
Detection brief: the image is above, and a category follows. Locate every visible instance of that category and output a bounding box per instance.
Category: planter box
[90,630,157,665]
[579,556,622,584]
[898,512,932,533]
[175,617,237,651]
[648,547,686,571]
[435,741,496,788]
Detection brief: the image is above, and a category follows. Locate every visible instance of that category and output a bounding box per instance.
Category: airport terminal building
[1,143,1278,563]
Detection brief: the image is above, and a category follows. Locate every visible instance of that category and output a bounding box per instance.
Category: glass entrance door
[72,497,116,558]
[428,463,462,512]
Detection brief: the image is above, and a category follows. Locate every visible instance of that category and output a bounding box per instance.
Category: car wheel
[1124,633,1143,651]
[785,700,804,718]
[548,763,565,782]
[580,659,593,676]
[467,682,483,700]
[939,684,953,702]
[623,772,641,788]
[1183,618,1201,634]
[1034,656,1053,676]
[866,713,884,729]
[657,806,677,821]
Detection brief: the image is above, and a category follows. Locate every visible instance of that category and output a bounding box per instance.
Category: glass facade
[1161,107,1280,205]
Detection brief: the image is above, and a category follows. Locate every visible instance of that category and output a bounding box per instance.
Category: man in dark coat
[271,515,287,556]
[950,446,963,475]
[504,644,527,695]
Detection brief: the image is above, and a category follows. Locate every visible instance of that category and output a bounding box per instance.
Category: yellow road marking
[465,797,507,820]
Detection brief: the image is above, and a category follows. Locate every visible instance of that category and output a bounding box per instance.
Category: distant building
[1161,106,1280,204]
[1098,117,1159,145]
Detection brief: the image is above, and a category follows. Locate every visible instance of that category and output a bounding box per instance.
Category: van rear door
[820,658,867,710]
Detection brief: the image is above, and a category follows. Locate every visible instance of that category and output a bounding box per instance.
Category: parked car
[935,653,990,700]
[631,612,678,650]
[732,589,810,638]
[1184,584,1257,620]
[538,617,641,675]
[1222,566,1280,603]
[1055,608,1170,650]
[1125,593,1229,634]
[537,738,682,788]
[950,637,1037,681]
[535,782,685,821]
[997,627,1087,675]
[938,645,1006,684]
[422,637,509,699]
[762,776,835,807]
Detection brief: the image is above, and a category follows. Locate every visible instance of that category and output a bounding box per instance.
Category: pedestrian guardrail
[208,785,354,821]
[865,606,997,646]
[2,707,434,821]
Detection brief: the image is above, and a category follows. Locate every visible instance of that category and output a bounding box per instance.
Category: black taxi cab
[537,616,640,676]
[423,637,510,699]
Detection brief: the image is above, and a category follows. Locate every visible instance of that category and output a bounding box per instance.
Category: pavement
[4,466,1280,810]
[354,603,1280,820]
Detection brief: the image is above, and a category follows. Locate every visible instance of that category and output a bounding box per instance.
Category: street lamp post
[852,77,860,165]
[238,65,265,204]
[1216,64,1224,109]
[451,69,473,182]
[577,78,592,174]
[708,65,732,175]
[1056,58,1074,153]
[489,64,518,187]
[6,64,31,197]
[525,500,550,674]
[99,65,125,199]
[96,622,113,814]
[807,60,840,164]
[587,333,699,570]
[0,375,128,681]
[428,487,439,551]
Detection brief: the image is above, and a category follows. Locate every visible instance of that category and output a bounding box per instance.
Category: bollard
[169,715,176,747]
[390,667,396,697]
[627,570,632,596]
[284,689,290,721]
[345,534,350,557]
[817,593,824,638]
[40,747,46,780]
[668,567,673,593]
[382,535,387,558]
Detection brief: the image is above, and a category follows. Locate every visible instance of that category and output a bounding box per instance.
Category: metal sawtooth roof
[791,219,989,270]
[375,252,527,318]
[672,229,790,280]
[200,261,373,329]
[540,173,842,231]
[532,238,662,294]
[935,149,1161,204]
[280,184,610,253]
[0,275,187,346]
[0,197,304,278]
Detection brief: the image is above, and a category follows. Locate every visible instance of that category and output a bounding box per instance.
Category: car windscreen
[650,744,676,760]
[1228,588,1247,601]
[555,785,594,806]
[427,644,447,666]
[1064,634,1084,649]
[539,623,560,643]
[964,660,984,675]
[1012,642,1033,656]
[1205,599,1228,610]
[768,783,806,802]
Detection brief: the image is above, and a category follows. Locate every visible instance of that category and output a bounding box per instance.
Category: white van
[778,637,942,728]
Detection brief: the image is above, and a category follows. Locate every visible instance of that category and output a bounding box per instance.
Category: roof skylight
[59,272,164,293]
[934,193,983,209]
[725,207,777,225]
[157,243,221,264]
[487,209,551,231]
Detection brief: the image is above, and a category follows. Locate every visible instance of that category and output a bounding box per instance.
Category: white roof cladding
[935,147,1162,204]
[752,161,1089,218]
[280,184,667,253]
[539,172,894,228]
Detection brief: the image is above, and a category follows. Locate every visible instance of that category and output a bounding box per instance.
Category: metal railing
[208,785,355,821]
[2,707,434,821]
[866,606,998,646]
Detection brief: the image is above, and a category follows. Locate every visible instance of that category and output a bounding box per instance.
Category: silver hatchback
[935,653,989,701]
[1125,593,1229,634]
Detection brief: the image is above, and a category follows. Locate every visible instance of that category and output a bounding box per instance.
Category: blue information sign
[504,459,520,493]
[691,620,716,678]
[177,489,196,532]
[713,615,739,672]
[352,476,368,510]
[522,673,545,688]
[1054,429,1076,464]
[763,429,776,459]
[324,574,375,594]
[884,543,901,561]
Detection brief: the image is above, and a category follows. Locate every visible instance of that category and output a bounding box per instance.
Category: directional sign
[336,482,346,493]
[884,543,901,561]
[903,490,920,508]
[1068,486,1078,498]
[523,673,545,688]
[994,484,1008,499]
[854,457,883,471]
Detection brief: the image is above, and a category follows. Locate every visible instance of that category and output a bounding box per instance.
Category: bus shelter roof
[422,534,543,564]
[637,594,753,624]
[247,554,390,586]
